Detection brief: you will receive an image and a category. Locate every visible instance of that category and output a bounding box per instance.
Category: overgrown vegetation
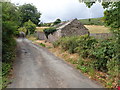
[53,19,61,25]
[2,2,19,88]
[39,43,46,47]
[53,35,119,87]
[19,3,41,26]
[24,20,36,35]
[43,27,57,39]
[2,2,40,89]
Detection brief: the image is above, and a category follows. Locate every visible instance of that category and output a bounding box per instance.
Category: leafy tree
[79,1,96,22]
[102,2,120,29]
[18,27,27,33]
[2,2,20,88]
[2,2,19,62]
[24,20,36,35]
[53,19,61,25]
[84,2,96,8]
[19,4,41,26]
[80,1,120,86]
[103,2,120,82]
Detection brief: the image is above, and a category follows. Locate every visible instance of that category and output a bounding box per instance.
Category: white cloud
[11,0,105,23]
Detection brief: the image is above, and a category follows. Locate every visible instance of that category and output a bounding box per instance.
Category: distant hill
[79,17,104,26]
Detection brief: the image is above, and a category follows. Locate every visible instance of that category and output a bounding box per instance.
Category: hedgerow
[2,2,19,88]
[53,35,119,87]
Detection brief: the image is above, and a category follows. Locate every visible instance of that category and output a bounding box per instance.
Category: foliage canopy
[19,4,41,26]
[24,20,36,35]
[53,19,61,25]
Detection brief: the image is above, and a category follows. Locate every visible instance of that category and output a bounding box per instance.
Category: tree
[102,2,120,29]
[53,19,61,25]
[2,2,19,62]
[79,0,96,22]
[19,4,41,26]
[24,20,36,35]
[85,2,96,22]
[84,2,96,8]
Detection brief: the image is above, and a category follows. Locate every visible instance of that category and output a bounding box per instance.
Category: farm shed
[47,19,90,42]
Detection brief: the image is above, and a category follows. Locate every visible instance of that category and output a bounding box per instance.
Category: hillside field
[35,25,110,34]
[85,25,110,33]
[79,17,104,25]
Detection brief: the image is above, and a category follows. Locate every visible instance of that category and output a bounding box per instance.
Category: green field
[85,25,110,33]
[79,17,104,26]
[35,17,110,33]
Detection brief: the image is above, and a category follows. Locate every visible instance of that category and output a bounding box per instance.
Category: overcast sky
[11,0,105,23]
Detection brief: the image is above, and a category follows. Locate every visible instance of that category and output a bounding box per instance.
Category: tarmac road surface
[8,38,103,88]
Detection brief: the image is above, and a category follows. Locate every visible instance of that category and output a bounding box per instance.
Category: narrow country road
[8,38,102,88]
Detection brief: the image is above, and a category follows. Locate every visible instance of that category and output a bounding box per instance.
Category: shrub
[39,43,46,47]
[18,27,27,33]
[24,20,36,35]
[2,63,12,76]
[75,35,97,58]
[91,39,116,72]
[53,35,118,75]
[53,19,61,25]
[58,36,79,53]
[2,2,18,89]
[52,40,61,48]
[43,27,56,39]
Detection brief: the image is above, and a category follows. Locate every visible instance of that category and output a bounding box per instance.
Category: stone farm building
[35,19,89,42]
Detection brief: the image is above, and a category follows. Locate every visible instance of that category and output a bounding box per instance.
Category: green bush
[52,40,61,48]
[75,35,97,58]
[60,36,78,53]
[53,35,118,76]
[2,63,12,76]
[43,27,56,39]
[91,39,116,72]
[39,43,46,47]
[2,2,19,89]
[53,19,61,25]
[18,27,27,33]
[53,36,79,53]
[24,20,36,35]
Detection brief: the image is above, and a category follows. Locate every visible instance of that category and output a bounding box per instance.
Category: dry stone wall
[34,31,46,40]
[90,33,113,39]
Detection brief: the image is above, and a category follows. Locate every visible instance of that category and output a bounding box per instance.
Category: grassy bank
[52,35,119,88]
[2,38,17,89]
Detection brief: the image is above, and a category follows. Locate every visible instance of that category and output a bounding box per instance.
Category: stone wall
[90,33,113,39]
[34,31,46,40]
[47,30,62,42]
